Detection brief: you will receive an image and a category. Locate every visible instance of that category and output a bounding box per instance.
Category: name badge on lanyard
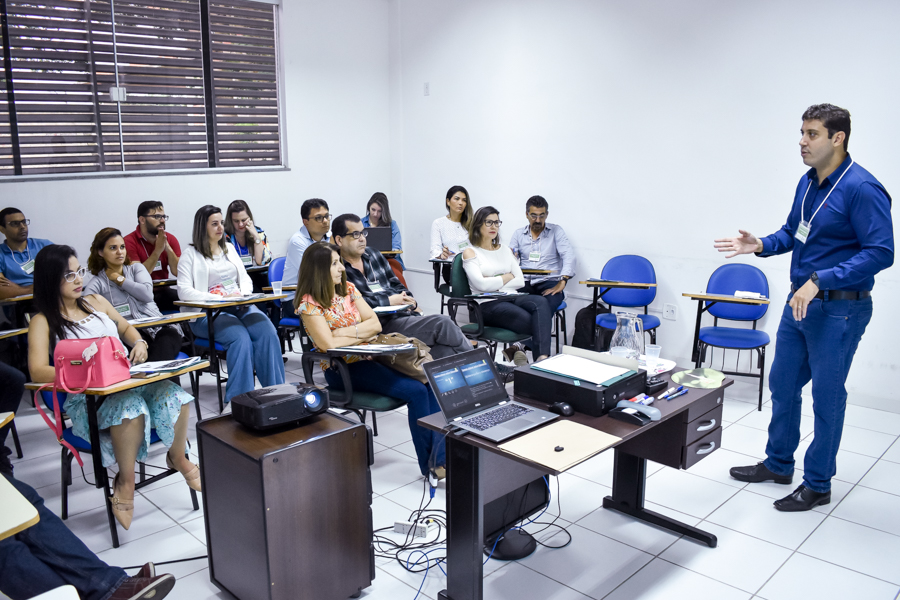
[369,280,384,293]
[153,260,163,272]
[528,251,541,262]
[114,303,132,318]
[796,159,854,245]
[241,254,252,266]
[21,259,35,275]
[457,240,469,252]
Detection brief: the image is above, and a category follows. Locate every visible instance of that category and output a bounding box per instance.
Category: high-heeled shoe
[166,453,202,492]
[109,473,134,530]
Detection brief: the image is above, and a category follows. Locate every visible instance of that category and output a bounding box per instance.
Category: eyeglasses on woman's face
[63,267,87,283]
[484,220,502,227]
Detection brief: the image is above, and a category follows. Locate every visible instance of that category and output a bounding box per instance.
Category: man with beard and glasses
[124,201,182,312]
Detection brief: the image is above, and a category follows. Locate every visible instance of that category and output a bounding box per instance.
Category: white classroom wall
[2,0,896,412]
[0,0,393,263]
[389,0,900,413]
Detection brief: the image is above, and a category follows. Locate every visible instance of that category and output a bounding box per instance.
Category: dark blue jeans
[763,296,873,493]
[0,361,25,452]
[518,279,565,314]
[0,474,127,600]
[481,294,553,357]
[324,360,445,475]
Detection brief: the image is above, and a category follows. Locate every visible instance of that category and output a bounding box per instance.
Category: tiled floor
[5,360,900,600]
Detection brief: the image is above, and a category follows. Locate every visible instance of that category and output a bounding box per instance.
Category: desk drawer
[683,389,725,423]
[682,427,722,470]
[684,404,723,447]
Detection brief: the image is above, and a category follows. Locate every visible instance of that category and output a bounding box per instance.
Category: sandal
[166,453,202,492]
[109,473,134,530]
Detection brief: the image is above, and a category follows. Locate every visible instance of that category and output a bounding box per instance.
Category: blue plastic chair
[696,264,770,410]
[552,301,568,354]
[269,256,302,353]
[595,255,660,344]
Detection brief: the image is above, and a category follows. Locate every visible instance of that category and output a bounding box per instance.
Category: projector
[231,383,329,431]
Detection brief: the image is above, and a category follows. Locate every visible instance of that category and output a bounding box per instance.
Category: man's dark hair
[0,207,24,227]
[301,198,329,221]
[137,200,164,219]
[802,104,851,152]
[525,195,548,212]
[331,213,362,239]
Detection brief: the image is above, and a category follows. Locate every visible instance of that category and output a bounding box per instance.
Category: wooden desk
[175,295,288,410]
[152,278,177,287]
[580,280,658,346]
[521,268,552,275]
[245,264,269,274]
[0,473,40,540]
[381,249,403,257]
[0,411,12,429]
[682,292,770,364]
[0,293,34,329]
[24,360,208,548]
[261,285,297,292]
[421,371,730,600]
[127,312,204,329]
[0,327,26,340]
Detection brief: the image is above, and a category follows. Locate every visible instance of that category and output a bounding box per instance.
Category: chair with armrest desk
[419,370,731,600]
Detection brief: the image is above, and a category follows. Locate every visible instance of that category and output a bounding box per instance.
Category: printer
[512,348,647,417]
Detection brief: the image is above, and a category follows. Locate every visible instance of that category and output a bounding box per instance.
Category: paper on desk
[499,420,620,472]
[373,305,411,314]
[331,343,416,353]
[130,356,203,373]
[531,354,630,386]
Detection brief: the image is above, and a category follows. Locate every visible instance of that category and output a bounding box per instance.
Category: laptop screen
[424,348,508,420]
[366,227,393,252]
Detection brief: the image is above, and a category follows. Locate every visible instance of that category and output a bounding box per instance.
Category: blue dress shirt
[362,215,404,268]
[759,155,894,291]
[283,226,328,286]
[508,223,576,284]
[0,238,53,286]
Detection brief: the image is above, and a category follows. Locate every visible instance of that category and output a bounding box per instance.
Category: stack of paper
[531,354,631,386]
[130,356,204,373]
[331,343,416,353]
[373,305,412,314]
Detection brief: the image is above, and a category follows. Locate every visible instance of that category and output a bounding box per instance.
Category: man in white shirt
[283,199,331,287]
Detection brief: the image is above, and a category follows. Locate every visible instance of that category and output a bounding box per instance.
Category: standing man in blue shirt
[0,208,53,300]
[716,104,894,512]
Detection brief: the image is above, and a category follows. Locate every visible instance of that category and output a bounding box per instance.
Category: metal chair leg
[10,421,22,458]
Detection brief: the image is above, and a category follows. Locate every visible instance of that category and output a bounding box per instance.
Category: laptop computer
[423,348,558,443]
[366,226,393,252]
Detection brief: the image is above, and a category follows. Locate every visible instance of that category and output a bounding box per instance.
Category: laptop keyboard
[461,404,533,431]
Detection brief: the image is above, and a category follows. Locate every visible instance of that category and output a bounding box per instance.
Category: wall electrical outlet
[424,82,430,96]
[663,303,676,321]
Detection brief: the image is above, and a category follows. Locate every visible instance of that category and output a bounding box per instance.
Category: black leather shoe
[774,485,830,512]
[729,462,793,484]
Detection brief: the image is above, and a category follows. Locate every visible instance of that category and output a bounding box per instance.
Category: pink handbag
[36,337,132,466]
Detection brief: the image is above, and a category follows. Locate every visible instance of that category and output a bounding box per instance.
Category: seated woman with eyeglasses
[294,242,445,478]
[224,199,273,268]
[462,207,552,364]
[178,205,285,403]
[83,227,183,361]
[28,245,199,531]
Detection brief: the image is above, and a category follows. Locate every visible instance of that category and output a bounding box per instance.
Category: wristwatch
[810,272,819,287]
[116,275,125,284]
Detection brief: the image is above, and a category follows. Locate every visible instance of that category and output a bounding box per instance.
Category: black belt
[792,286,871,301]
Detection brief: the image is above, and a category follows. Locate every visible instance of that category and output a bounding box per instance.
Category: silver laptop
[424,348,558,443]
[366,226,393,252]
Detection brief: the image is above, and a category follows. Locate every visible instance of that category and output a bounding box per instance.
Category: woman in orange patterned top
[294,242,445,478]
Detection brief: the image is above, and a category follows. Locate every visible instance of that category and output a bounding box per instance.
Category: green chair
[447,254,532,358]
[298,330,404,437]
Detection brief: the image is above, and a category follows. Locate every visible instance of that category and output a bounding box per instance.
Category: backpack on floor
[571,301,613,351]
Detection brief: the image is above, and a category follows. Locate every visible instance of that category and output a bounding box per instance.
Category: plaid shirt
[342,248,407,307]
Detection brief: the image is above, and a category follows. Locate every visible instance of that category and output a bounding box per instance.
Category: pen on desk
[666,389,688,401]
[657,387,676,400]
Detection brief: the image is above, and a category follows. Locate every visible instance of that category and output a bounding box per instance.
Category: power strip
[393,520,437,539]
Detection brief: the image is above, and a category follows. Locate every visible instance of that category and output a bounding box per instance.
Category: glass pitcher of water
[609,312,644,359]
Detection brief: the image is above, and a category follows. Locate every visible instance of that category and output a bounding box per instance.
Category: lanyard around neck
[800,159,854,226]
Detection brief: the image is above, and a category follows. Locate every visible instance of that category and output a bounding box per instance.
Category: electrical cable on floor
[122,556,208,571]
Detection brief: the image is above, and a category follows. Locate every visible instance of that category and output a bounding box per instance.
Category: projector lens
[304,391,324,411]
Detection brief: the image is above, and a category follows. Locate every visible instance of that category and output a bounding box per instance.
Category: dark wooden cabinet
[616,388,725,470]
[197,413,374,600]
